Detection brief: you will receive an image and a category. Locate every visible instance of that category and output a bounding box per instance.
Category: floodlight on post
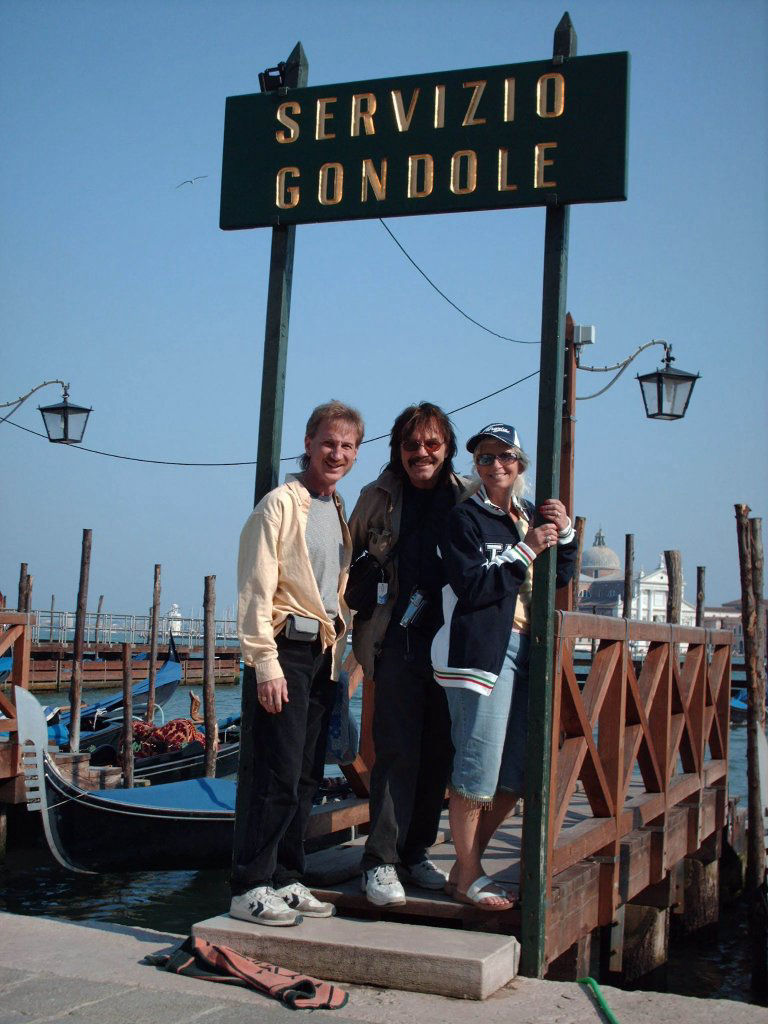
[0,380,92,444]
[636,344,700,421]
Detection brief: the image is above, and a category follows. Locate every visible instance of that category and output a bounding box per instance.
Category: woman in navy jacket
[431,423,577,909]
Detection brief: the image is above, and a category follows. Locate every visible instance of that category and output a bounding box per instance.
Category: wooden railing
[0,612,35,797]
[548,613,732,925]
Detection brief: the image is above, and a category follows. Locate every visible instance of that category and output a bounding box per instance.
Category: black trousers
[361,628,453,871]
[230,636,335,895]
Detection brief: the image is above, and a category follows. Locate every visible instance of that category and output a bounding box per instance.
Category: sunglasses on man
[401,438,444,453]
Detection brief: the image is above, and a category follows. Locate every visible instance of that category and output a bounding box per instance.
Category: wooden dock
[2,608,739,995]
[201,611,734,991]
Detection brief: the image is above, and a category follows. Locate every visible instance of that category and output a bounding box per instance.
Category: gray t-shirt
[305,494,344,620]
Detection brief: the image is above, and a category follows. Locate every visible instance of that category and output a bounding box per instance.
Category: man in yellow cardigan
[231,400,363,927]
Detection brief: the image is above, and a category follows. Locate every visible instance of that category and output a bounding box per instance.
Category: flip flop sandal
[455,874,515,910]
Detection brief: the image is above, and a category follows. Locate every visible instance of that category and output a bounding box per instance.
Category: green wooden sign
[220,51,628,229]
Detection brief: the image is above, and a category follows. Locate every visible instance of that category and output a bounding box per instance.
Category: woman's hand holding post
[538,498,569,532]
[524,522,560,554]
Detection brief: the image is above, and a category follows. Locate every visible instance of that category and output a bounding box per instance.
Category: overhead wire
[378,219,540,345]
[2,367,541,465]
[4,221,543,465]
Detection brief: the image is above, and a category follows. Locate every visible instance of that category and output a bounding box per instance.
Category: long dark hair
[385,402,457,483]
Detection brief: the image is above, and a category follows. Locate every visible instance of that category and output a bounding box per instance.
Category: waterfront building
[577,530,695,624]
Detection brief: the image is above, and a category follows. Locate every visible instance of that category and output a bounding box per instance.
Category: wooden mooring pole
[17,563,27,613]
[203,575,218,778]
[147,565,161,723]
[664,550,682,625]
[92,594,104,648]
[122,644,134,789]
[68,529,92,753]
[623,534,634,618]
[735,505,767,998]
[696,566,706,627]
[573,515,586,601]
[556,314,576,613]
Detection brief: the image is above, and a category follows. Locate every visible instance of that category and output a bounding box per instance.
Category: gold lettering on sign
[536,73,565,118]
[534,142,557,188]
[433,84,445,128]
[351,93,377,137]
[497,149,518,192]
[361,158,387,201]
[407,154,434,198]
[503,78,515,122]
[276,102,301,143]
[276,167,300,208]
[318,162,344,205]
[315,97,337,140]
[391,89,420,132]
[450,150,477,194]
[462,81,487,126]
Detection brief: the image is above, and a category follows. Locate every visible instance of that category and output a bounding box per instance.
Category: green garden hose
[578,977,620,1024]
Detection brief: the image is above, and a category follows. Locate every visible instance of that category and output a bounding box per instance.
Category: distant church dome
[582,528,621,578]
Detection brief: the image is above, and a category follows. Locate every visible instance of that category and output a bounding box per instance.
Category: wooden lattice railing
[0,612,35,792]
[548,612,732,923]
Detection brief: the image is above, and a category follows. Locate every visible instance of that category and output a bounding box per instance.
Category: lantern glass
[637,365,699,421]
[38,398,92,443]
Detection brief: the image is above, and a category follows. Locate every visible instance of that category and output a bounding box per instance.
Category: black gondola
[16,685,236,873]
[15,687,355,874]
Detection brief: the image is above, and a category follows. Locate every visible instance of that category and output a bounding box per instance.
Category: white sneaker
[398,857,448,890]
[229,886,302,927]
[275,881,336,918]
[362,865,406,906]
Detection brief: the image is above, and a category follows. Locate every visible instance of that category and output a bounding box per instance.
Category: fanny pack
[283,614,320,642]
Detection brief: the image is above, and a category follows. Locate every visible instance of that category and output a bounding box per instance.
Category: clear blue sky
[2,0,766,618]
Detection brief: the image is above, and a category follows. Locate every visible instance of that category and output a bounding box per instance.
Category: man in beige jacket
[231,400,363,927]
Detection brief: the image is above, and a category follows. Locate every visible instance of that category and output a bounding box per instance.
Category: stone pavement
[0,912,765,1024]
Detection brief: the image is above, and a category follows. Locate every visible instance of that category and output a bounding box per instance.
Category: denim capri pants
[445,629,530,804]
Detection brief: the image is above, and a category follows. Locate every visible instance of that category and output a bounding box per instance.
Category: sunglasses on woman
[401,438,444,453]
[475,452,519,466]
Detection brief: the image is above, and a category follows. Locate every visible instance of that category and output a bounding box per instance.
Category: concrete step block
[193,913,519,1000]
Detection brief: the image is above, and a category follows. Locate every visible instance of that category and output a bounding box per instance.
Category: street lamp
[38,384,92,443]
[636,345,700,421]
[558,320,701,613]
[573,330,700,422]
[1,380,92,444]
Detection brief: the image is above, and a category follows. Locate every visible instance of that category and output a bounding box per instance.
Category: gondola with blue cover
[45,635,182,750]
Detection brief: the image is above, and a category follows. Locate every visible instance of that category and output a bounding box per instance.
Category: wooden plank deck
[306,770,726,966]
